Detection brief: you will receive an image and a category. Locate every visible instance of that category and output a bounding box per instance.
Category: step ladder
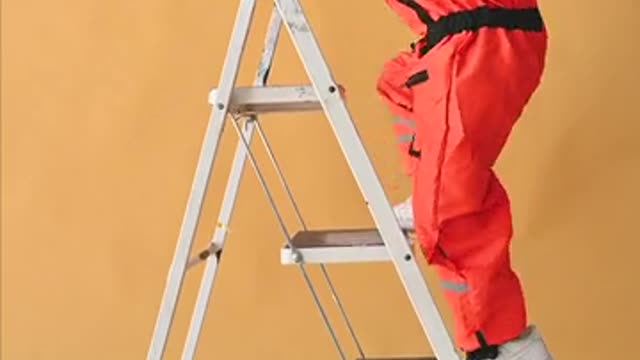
[147,0,461,359]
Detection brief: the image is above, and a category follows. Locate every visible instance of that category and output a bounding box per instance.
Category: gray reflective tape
[393,117,416,128]
[441,280,469,293]
[397,133,414,144]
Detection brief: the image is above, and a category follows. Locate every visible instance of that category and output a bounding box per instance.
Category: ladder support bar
[181,5,283,359]
[146,0,257,358]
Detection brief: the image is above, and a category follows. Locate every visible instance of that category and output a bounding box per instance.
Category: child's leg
[378,51,422,230]
[409,27,548,354]
[377,52,420,178]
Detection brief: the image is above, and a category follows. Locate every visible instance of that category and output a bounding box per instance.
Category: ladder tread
[291,228,384,248]
[280,229,413,265]
[209,85,325,114]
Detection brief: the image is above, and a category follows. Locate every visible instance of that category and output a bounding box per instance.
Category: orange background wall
[2,0,639,359]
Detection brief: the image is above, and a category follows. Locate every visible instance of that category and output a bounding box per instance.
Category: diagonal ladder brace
[147,0,461,359]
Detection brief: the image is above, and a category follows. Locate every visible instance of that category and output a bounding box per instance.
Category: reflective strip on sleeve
[441,280,469,293]
[393,117,416,128]
[397,133,414,144]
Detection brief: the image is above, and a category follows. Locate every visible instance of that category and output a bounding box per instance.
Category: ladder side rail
[273,0,461,359]
[146,0,257,358]
[181,7,283,359]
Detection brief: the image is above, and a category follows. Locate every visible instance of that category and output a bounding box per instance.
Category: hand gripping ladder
[147,0,461,359]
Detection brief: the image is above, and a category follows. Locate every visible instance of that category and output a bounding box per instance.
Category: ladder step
[280,229,413,265]
[209,85,326,114]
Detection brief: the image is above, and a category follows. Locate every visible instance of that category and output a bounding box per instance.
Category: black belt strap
[396,1,544,56]
[397,0,435,25]
[422,6,544,55]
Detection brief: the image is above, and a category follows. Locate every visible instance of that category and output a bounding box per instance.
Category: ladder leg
[274,0,460,359]
[146,0,257,358]
[181,8,283,360]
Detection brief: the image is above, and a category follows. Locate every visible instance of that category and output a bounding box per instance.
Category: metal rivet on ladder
[291,249,303,264]
[217,103,225,110]
[404,254,412,261]
[328,85,337,93]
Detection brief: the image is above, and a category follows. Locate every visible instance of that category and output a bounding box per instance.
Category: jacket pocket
[406,69,429,88]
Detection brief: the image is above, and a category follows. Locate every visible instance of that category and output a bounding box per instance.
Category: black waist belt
[397,1,545,56]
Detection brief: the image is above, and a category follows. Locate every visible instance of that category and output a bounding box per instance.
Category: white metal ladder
[147,0,460,359]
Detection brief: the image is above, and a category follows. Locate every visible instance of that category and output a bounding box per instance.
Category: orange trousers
[377,1,548,352]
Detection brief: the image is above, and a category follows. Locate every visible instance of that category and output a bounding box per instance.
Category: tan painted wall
[2,0,639,359]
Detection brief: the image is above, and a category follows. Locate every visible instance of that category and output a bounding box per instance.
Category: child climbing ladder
[380,1,555,359]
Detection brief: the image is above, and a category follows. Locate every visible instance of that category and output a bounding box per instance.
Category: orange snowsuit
[377,0,548,353]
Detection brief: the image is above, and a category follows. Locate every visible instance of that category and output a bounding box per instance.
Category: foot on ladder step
[393,195,415,232]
